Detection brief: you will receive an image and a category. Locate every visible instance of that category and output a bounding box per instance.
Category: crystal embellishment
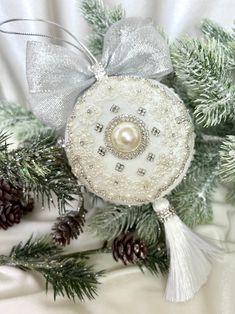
[95,123,104,132]
[98,146,106,156]
[137,107,146,116]
[137,168,146,176]
[151,127,160,136]
[115,163,125,172]
[147,153,155,162]
[110,105,120,113]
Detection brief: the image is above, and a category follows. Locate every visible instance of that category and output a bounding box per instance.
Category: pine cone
[112,233,147,265]
[51,210,86,246]
[0,179,34,230]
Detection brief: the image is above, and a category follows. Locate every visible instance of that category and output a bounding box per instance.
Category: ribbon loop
[25,17,172,129]
[27,41,96,129]
[101,17,172,79]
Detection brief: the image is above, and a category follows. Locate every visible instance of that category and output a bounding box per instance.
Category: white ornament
[0,16,219,304]
[65,75,195,205]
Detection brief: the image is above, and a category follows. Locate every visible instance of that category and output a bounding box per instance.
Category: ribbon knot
[90,63,107,80]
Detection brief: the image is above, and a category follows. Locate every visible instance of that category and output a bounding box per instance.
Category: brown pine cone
[0,202,23,230]
[0,179,23,203]
[51,210,86,246]
[0,179,34,230]
[112,232,147,265]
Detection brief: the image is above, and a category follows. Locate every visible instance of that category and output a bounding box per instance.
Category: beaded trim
[155,206,176,223]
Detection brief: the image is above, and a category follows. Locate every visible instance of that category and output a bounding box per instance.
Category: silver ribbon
[26,17,172,129]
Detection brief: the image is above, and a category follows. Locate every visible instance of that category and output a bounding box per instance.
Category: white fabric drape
[0,0,235,313]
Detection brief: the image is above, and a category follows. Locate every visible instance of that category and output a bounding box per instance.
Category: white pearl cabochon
[65,76,195,205]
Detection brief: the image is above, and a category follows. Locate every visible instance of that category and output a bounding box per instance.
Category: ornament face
[65,76,194,205]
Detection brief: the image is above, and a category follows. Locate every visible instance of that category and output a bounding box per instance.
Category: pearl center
[111,122,142,153]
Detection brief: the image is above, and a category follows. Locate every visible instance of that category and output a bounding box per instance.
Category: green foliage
[89,203,163,245]
[0,235,104,301]
[219,136,235,205]
[0,102,54,142]
[171,37,235,127]
[137,244,168,276]
[201,19,235,66]
[43,258,102,300]
[220,135,235,182]
[80,0,125,55]
[0,132,80,213]
[169,139,221,228]
[89,204,168,275]
[201,19,234,45]
[9,235,62,260]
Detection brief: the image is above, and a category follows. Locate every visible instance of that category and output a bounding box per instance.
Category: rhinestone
[137,168,146,176]
[137,107,146,116]
[98,146,106,156]
[115,163,125,172]
[147,153,155,162]
[151,127,160,136]
[155,206,176,223]
[95,123,104,132]
[110,105,120,113]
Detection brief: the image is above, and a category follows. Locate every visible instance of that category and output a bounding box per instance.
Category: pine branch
[201,19,234,46]
[80,0,125,55]
[0,102,55,142]
[169,139,221,227]
[89,203,163,245]
[171,38,235,127]
[0,133,80,213]
[137,244,168,276]
[0,235,104,301]
[9,234,62,260]
[201,19,235,67]
[0,131,10,152]
[219,135,235,182]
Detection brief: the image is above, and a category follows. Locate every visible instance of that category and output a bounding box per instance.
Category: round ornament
[65,76,194,205]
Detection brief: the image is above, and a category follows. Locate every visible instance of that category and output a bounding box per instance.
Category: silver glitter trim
[155,206,176,223]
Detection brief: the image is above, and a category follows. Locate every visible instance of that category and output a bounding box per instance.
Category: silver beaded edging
[155,206,176,223]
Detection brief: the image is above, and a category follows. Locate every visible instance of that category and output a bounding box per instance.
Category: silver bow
[27,17,172,129]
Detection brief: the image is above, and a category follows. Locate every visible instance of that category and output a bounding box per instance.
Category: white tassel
[152,198,220,302]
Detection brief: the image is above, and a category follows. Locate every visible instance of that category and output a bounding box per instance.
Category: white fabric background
[0,0,235,313]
